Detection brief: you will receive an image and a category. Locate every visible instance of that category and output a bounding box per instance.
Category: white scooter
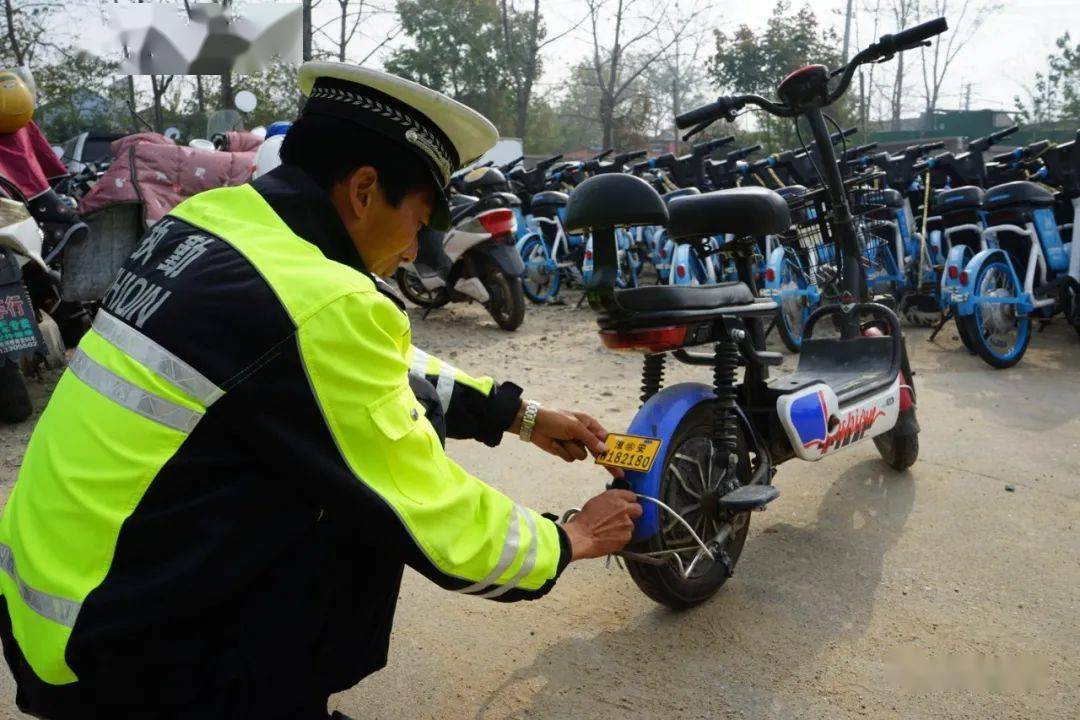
[396,193,527,331]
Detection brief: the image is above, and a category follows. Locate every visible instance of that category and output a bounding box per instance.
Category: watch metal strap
[519,400,541,442]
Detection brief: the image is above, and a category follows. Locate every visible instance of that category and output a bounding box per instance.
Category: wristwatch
[518,399,541,442]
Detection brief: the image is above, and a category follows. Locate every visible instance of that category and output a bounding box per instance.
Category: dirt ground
[1,296,1078,719]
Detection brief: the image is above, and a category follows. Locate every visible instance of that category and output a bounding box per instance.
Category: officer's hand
[526,407,625,479]
[563,489,642,560]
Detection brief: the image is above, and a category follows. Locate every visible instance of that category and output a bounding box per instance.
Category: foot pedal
[718,484,779,511]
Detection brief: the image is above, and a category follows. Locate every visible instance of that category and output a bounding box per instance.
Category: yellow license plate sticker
[595,433,663,473]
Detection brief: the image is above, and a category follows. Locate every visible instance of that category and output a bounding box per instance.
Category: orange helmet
[0,71,34,134]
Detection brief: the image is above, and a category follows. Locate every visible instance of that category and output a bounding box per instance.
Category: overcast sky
[69,0,1080,118]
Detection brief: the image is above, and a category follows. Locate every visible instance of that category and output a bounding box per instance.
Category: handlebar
[970,125,1020,152]
[499,155,524,172]
[592,148,614,161]
[916,140,946,154]
[535,153,564,171]
[871,17,949,59]
[726,144,763,162]
[613,149,648,166]
[691,135,736,156]
[992,139,1050,163]
[675,18,947,133]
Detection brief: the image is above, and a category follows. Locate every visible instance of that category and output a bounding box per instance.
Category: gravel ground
[1,298,1077,719]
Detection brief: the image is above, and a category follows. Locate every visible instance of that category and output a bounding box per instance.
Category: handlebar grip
[676,98,730,129]
[992,148,1020,163]
[917,141,946,153]
[631,160,650,172]
[990,125,1021,144]
[891,17,949,51]
[537,153,564,169]
[594,148,614,160]
[620,149,648,163]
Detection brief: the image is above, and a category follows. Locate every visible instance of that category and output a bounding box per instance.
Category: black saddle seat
[860,187,905,208]
[450,193,513,225]
[462,167,508,195]
[775,184,809,203]
[564,174,669,232]
[613,282,756,312]
[449,193,478,208]
[531,190,568,210]
[933,185,985,213]
[661,187,700,204]
[492,190,522,207]
[668,187,791,240]
[985,180,1055,211]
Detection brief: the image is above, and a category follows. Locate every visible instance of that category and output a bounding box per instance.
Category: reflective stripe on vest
[92,309,223,406]
[67,349,203,433]
[0,544,79,628]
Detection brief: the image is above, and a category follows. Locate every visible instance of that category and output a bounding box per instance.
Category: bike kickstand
[927,308,953,343]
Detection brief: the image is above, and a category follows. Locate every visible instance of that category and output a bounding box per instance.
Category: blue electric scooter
[565,18,942,608]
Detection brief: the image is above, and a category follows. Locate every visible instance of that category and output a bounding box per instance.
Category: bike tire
[626,402,752,610]
[873,431,919,471]
[481,262,526,331]
[519,236,560,303]
[0,358,32,423]
[962,260,1031,369]
[395,267,447,309]
[776,251,810,353]
[954,314,977,354]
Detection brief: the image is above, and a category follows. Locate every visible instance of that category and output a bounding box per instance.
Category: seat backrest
[565,174,668,233]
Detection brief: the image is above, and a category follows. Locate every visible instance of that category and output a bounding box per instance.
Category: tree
[385,0,511,127]
[583,0,700,149]
[709,1,846,150]
[653,1,711,153]
[917,0,998,130]
[33,51,129,139]
[1,0,62,68]
[312,0,401,63]
[1015,32,1080,125]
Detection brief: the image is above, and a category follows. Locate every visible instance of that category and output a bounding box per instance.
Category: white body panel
[777,377,901,461]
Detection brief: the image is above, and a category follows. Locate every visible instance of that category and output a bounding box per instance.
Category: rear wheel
[0,358,31,423]
[874,431,919,471]
[480,261,525,331]
[954,314,977,354]
[962,261,1030,369]
[627,403,752,610]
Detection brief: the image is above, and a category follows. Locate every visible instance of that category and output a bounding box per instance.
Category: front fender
[623,383,715,541]
[669,243,695,285]
[478,242,525,277]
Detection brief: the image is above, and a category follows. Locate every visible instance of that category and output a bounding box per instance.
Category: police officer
[0,63,642,719]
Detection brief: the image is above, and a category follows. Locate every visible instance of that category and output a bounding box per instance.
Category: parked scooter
[396,194,527,331]
[567,16,940,609]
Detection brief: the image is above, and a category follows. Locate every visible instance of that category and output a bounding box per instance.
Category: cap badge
[309,85,453,184]
[405,128,451,184]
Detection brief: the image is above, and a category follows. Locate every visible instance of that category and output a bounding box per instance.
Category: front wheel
[776,250,811,353]
[961,260,1031,369]
[480,262,525,331]
[626,402,752,610]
